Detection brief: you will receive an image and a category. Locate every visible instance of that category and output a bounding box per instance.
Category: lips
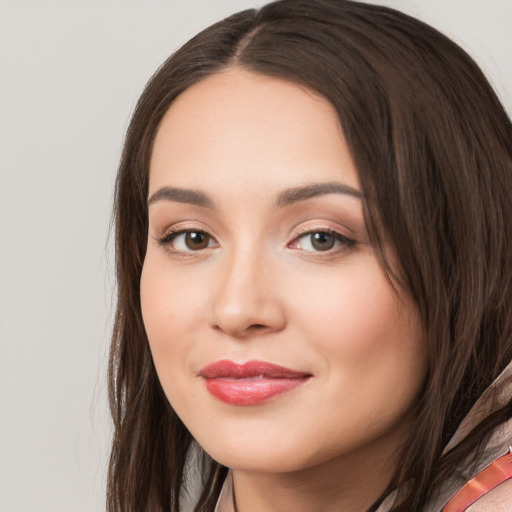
[199,360,311,405]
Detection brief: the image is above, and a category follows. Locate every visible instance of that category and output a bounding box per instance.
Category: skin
[141,68,427,512]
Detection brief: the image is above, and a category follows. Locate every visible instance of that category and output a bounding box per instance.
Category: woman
[107,1,512,511]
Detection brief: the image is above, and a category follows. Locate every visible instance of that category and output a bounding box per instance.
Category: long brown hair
[108,1,512,510]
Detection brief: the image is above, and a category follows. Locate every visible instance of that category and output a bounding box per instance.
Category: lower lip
[204,377,309,405]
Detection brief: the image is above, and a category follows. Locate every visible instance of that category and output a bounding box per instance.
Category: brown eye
[157,229,216,252]
[310,232,336,251]
[184,231,210,250]
[294,230,356,253]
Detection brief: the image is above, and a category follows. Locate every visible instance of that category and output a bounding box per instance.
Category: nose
[210,245,286,338]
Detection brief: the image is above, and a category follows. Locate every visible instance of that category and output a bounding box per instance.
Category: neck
[231,443,398,512]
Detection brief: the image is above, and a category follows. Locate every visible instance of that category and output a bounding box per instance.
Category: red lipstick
[199,360,311,405]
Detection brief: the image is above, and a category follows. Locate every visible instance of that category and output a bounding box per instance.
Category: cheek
[290,255,425,390]
[141,251,206,332]
[140,253,203,374]
[292,257,406,340]
[140,255,210,416]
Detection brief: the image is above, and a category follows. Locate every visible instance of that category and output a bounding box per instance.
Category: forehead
[149,67,360,196]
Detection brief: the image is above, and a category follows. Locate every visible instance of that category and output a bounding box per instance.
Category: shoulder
[466,479,512,512]
[441,445,512,512]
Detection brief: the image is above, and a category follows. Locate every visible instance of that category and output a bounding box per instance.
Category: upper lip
[199,360,311,379]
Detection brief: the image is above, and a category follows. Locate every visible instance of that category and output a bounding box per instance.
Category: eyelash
[290,227,356,254]
[154,225,356,256]
[154,227,217,253]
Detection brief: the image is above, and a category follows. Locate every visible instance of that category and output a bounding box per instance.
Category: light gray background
[0,1,510,511]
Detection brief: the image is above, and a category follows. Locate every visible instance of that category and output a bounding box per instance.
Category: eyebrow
[147,181,362,209]
[148,186,214,208]
[275,182,362,207]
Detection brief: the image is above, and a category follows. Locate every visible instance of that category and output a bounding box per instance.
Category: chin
[206,447,312,474]
[192,427,341,475]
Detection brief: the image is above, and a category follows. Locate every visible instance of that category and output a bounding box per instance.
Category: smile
[199,360,312,405]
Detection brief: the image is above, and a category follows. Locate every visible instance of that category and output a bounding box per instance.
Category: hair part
[108,1,512,511]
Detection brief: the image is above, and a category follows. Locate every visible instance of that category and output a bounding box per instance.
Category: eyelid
[153,222,218,254]
[292,221,355,240]
[288,222,357,253]
[152,220,356,256]
[153,221,214,240]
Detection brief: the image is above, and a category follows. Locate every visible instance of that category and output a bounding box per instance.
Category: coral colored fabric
[442,449,512,512]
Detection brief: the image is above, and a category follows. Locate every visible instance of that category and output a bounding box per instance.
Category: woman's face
[141,68,426,474]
